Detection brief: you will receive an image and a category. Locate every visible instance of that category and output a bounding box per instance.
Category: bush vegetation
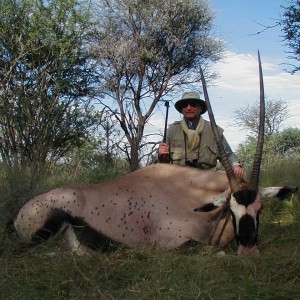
[0,159,299,299]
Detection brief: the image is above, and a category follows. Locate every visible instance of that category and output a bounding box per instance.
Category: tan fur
[14,163,236,249]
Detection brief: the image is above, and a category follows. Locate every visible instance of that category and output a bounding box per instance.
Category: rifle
[159,100,171,163]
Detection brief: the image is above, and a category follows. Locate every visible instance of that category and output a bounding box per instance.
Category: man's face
[181,101,203,121]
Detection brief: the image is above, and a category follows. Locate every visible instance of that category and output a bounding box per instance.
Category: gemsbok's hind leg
[59,222,90,256]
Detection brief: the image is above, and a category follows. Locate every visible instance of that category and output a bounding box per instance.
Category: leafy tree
[233,98,289,137]
[236,127,300,168]
[99,110,125,166]
[59,137,129,184]
[274,127,300,158]
[281,0,300,73]
[235,136,258,169]
[91,0,224,171]
[0,0,97,173]
[0,0,101,215]
[57,109,129,184]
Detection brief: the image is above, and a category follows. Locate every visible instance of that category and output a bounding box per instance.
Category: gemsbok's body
[13,53,298,255]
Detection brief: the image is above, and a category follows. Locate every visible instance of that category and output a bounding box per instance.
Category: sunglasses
[182,102,200,108]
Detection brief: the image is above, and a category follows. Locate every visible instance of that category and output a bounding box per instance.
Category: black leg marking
[32,208,121,252]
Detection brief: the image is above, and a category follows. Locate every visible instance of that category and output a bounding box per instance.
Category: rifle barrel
[160,100,170,163]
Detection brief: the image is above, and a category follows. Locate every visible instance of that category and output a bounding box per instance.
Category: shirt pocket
[199,144,218,166]
[170,147,184,163]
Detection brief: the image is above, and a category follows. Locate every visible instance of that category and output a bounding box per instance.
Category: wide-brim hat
[175,91,207,114]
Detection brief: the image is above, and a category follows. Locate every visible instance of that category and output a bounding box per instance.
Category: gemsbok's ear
[259,186,298,201]
[194,189,231,212]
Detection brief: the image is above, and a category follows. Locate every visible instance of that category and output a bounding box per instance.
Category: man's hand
[233,165,244,179]
[158,143,170,157]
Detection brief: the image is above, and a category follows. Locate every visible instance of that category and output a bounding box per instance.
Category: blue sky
[211,0,287,58]
[150,0,300,150]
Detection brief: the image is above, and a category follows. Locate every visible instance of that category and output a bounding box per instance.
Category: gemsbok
[13,53,298,255]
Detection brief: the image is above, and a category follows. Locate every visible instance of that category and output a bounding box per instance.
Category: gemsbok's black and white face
[230,189,262,255]
[198,185,298,255]
[231,186,297,255]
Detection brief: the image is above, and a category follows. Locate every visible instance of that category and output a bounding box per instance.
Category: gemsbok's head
[200,52,297,255]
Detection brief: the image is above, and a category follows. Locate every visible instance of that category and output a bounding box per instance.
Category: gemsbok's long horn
[249,51,265,191]
[200,67,240,193]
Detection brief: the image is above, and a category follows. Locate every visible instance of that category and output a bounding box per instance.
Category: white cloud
[199,51,300,149]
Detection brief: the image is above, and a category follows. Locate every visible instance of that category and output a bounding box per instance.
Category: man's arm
[221,136,244,178]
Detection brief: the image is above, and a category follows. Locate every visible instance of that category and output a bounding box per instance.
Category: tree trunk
[129,142,140,172]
